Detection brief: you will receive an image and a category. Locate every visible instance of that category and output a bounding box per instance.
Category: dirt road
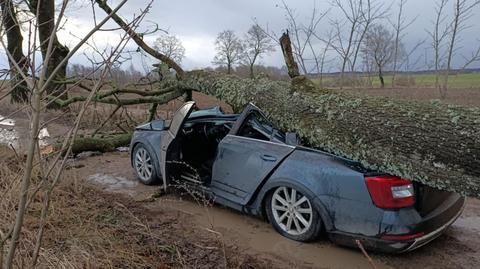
[70,151,480,269]
[2,92,479,268]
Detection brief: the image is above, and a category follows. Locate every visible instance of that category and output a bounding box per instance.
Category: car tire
[132,143,160,185]
[266,186,322,242]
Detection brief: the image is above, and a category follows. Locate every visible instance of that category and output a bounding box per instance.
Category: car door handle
[261,154,277,162]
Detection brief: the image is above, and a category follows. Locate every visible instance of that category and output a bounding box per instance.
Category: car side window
[237,111,283,142]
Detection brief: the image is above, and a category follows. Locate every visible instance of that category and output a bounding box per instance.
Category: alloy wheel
[134,147,153,182]
[271,186,313,235]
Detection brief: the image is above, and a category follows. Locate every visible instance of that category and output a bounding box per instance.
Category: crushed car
[129,101,465,253]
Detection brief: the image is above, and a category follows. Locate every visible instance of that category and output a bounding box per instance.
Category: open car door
[160,101,195,190]
[211,103,295,205]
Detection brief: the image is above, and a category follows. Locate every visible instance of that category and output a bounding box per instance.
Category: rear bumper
[400,197,465,252]
[329,195,466,253]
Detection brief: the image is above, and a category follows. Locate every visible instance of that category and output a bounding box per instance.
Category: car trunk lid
[414,183,454,216]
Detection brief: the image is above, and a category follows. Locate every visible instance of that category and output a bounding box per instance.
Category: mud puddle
[69,151,480,269]
[152,195,391,269]
[71,151,393,269]
[87,173,138,195]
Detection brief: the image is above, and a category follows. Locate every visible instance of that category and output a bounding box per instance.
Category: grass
[313,72,480,89]
[0,145,268,268]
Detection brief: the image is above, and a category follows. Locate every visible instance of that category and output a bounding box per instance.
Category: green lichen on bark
[54,133,132,155]
[179,70,480,197]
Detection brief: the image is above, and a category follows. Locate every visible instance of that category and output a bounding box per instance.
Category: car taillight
[365,176,415,209]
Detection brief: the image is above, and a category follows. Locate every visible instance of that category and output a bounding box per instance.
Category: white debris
[0,114,51,149]
[39,128,50,139]
[0,116,15,127]
[116,146,129,152]
[0,114,19,148]
[38,127,50,147]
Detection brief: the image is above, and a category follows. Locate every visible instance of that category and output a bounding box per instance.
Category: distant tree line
[212,25,276,78]
[67,64,144,84]
[209,0,480,94]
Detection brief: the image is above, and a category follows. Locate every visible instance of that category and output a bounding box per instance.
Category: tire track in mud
[72,151,394,269]
[73,151,480,269]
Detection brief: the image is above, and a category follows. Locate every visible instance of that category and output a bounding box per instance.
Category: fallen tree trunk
[93,0,480,197]
[180,70,480,197]
[54,133,132,155]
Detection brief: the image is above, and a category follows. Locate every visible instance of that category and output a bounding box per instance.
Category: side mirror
[286,132,301,146]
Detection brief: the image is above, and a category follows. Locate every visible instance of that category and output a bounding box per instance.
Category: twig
[91,105,121,136]
[356,239,377,269]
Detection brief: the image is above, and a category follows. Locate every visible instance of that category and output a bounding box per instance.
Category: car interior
[167,110,285,186]
[166,118,234,185]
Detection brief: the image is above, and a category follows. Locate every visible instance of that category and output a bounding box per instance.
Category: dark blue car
[130,101,465,253]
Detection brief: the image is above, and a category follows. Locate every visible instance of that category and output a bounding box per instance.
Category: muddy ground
[1,89,480,268]
[68,151,480,269]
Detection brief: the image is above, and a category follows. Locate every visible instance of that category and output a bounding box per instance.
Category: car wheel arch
[131,141,162,180]
[256,178,334,231]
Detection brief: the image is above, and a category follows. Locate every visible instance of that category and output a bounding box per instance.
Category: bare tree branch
[94,0,185,77]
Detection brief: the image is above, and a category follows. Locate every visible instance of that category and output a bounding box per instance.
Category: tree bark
[94,0,480,197]
[0,0,29,103]
[29,0,69,105]
[53,133,132,155]
[179,70,480,197]
[280,31,300,78]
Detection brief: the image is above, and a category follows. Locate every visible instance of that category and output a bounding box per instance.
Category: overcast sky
[2,0,480,72]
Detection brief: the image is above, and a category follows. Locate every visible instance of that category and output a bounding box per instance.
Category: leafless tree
[461,42,480,69]
[362,24,396,88]
[330,0,386,82]
[279,0,327,75]
[427,0,450,89]
[212,30,243,74]
[389,0,416,85]
[241,24,275,78]
[154,33,186,63]
[0,0,29,103]
[440,0,480,98]
[26,0,71,104]
[311,29,335,87]
[403,39,426,72]
[351,0,388,74]
[0,0,132,267]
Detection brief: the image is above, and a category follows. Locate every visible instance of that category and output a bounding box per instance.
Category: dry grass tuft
[0,145,267,268]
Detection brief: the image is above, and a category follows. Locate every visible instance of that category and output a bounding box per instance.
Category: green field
[315,72,480,89]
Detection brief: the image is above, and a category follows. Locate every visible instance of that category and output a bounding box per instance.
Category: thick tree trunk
[94,0,480,197]
[179,70,480,197]
[53,133,132,155]
[29,0,69,105]
[280,32,300,78]
[0,0,29,103]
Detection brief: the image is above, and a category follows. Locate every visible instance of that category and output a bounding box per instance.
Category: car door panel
[211,135,294,205]
[160,101,195,190]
